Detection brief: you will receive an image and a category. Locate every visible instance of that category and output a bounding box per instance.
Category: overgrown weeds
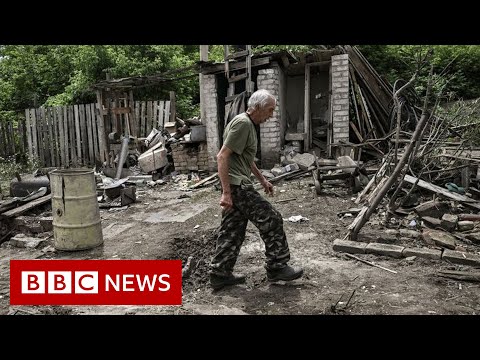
[0,155,39,194]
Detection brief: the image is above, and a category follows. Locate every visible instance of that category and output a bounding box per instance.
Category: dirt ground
[2,175,480,316]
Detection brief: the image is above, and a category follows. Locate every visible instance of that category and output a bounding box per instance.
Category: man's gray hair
[247,89,276,110]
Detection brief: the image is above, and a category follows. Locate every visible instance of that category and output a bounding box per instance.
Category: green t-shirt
[223,113,257,186]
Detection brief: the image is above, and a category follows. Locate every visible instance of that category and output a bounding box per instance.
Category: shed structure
[199,45,393,171]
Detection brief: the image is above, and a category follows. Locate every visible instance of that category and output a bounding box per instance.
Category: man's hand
[220,192,233,210]
[262,180,274,196]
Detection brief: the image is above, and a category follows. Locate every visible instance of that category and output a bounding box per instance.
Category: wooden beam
[1,194,52,219]
[225,49,249,60]
[327,63,333,158]
[437,270,480,282]
[304,64,311,152]
[110,107,131,115]
[246,45,252,94]
[345,45,392,117]
[404,174,480,210]
[96,90,108,165]
[189,173,218,189]
[228,73,248,83]
[202,57,270,75]
[169,91,176,123]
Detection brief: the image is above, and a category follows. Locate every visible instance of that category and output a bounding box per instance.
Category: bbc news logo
[10,260,182,305]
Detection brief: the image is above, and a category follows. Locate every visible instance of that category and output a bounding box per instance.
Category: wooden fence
[0,116,27,159]
[23,100,171,168]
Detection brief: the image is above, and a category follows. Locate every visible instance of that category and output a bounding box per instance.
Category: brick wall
[171,142,209,173]
[331,54,350,156]
[257,63,282,168]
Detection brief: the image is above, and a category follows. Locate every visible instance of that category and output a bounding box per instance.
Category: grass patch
[0,155,39,197]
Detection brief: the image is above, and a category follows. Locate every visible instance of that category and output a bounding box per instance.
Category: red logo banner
[10,260,182,305]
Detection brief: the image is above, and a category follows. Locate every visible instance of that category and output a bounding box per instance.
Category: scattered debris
[286,215,309,223]
[345,253,397,274]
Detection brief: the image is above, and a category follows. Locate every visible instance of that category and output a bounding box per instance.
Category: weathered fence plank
[11,99,170,168]
[36,108,45,167]
[56,106,65,167]
[86,103,94,164]
[25,109,33,159]
[47,107,55,167]
[68,105,76,166]
[158,100,165,128]
[146,100,153,136]
[80,104,87,166]
[31,109,38,159]
[52,107,59,167]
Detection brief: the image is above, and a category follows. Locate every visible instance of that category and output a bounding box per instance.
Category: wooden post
[199,46,208,122]
[327,63,333,158]
[96,90,108,165]
[129,90,136,137]
[223,45,229,77]
[169,91,176,122]
[74,105,81,166]
[461,161,470,190]
[25,109,33,160]
[246,45,252,95]
[304,64,311,152]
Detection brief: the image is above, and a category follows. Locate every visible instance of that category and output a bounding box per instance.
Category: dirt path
[2,177,480,315]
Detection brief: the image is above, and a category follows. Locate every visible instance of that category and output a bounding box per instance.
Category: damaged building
[198,45,393,171]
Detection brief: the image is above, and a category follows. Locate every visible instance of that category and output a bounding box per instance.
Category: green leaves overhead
[1,45,479,120]
[358,45,480,101]
[0,45,199,117]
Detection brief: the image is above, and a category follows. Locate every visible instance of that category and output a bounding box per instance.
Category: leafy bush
[0,155,39,183]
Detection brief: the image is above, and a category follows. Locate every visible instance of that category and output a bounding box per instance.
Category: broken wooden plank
[202,57,270,75]
[275,197,297,204]
[458,213,480,221]
[354,159,388,205]
[436,270,480,282]
[344,253,397,274]
[437,153,480,163]
[1,194,52,219]
[270,166,315,183]
[228,73,248,83]
[350,91,434,241]
[404,174,480,210]
[189,173,218,189]
[344,45,392,117]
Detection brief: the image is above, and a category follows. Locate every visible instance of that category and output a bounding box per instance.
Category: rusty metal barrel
[49,168,103,251]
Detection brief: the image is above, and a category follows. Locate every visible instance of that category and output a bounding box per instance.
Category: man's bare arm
[251,162,274,196]
[217,145,234,209]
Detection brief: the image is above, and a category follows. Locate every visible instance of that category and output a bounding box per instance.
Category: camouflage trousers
[210,184,290,276]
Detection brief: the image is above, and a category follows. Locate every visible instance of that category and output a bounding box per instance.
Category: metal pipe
[115,136,130,180]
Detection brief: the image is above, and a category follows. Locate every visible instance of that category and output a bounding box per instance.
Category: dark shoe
[210,273,246,290]
[267,265,304,282]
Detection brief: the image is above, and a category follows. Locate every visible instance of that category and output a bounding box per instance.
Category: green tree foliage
[358,45,480,101]
[1,45,479,124]
[0,45,75,110]
[0,45,200,118]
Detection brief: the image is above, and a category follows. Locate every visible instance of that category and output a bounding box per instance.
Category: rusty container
[49,168,103,251]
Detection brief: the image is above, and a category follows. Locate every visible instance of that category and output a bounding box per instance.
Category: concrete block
[441,214,458,232]
[402,247,442,260]
[332,239,367,254]
[442,249,480,267]
[292,153,315,170]
[365,243,405,258]
[9,234,47,249]
[414,200,451,218]
[457,221,475,231]
[423,229,456,250]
